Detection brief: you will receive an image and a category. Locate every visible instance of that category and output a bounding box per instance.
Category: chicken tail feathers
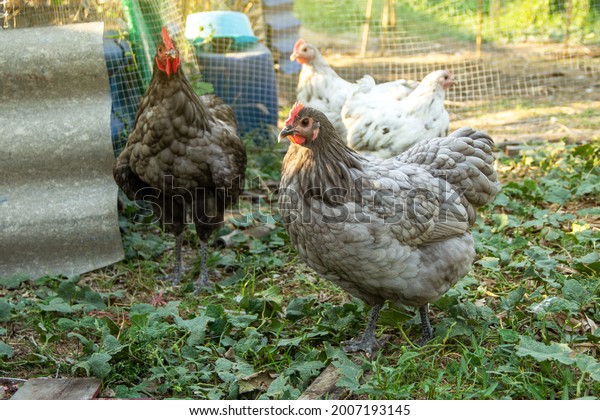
[113,151,151,202]
[355,74,376,93]
[200,94,238,130]
[397,127,500,212]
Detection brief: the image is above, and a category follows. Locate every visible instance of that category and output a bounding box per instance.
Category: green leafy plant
[0,138,598,399]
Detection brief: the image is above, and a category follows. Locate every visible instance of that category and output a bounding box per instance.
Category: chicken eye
[302,47,308,52]
[300,118,310,127]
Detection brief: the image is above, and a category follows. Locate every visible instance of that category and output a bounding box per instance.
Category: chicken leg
[194,238,209,293]
[169,232,184,285]
[418,304,433,346]
[342,303,382,355]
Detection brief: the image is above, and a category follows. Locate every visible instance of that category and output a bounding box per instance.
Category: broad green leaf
[259,285,283,304]
[333,358,364,390]
[175,313,211,332]
[73,352,112,378]
[227,313,258,328]
[500,286,526,311]
[477,257,500,269]
[86,352,113,378]
[205,304,225,319]
[277,336,304,347]
[570,143,596,158]
[435,318,474,340]
[215,357,255,381]
[238,296,266,315]
[0,273,30,289]
[80,289,106,311]
[57,277,79,301]
[542,227,562,241]
[175,313,211,346]
[57,318,78,331]
[265,373,288,398]
[234,327,267,354]
[574,354,600,382]
[285,297,316,321]
[103,334,127,355]
[286,360,325,381]
[577,207,600,216]
[544,186,571,205]
[525,246,557,275]
[114,385,145,399]
[561,279,591,306]
[378,306,412,327]
[152,301,181,319]
[180,345,200,361]
[498,328,520,343]
[129,303,157,316]
[517,336,600,383]
[528,296,579,314]
[516,336,576,365]
[492,193,510,208]
[218,269,246,287]
[0,341,13,358]
[0,299,12,322]
[576,252,599,265]
[38,297,74,314]
[122,231,169,260]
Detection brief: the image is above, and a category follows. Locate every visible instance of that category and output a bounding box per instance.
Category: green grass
[0,136,599,400]
[294,0,600,45]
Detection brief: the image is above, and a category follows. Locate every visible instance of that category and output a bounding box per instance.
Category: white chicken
[342,69,454,159]
[291,38,418,138]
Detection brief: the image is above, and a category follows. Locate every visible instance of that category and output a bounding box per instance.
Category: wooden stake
[381,0,396,53]
[564,0,573,53]
[476,0,483,58]
[360,0,374,57]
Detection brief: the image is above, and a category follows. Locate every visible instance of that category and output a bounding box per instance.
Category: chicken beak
[278,125,295,143]
[290,51,298,62]
[166,49,177,59]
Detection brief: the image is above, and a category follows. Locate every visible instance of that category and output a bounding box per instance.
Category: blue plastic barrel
[193,42,278,143]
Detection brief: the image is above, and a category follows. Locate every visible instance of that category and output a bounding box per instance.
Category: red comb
[161,26,174,49]
[293,39,305,53]
[285,102,304,126]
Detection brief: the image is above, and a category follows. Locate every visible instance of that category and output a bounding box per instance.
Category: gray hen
[113,27,246,292]
[278,102,499,354]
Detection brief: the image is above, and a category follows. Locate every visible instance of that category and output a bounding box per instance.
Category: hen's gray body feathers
[279,125,498,308]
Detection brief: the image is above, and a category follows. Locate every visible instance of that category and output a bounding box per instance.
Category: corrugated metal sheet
[0,22,124,279]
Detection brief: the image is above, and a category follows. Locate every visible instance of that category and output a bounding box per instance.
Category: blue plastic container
[185,11,258,48]
[193,42,278,143]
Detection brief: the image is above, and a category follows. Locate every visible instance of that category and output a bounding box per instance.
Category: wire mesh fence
[4,0,599,150]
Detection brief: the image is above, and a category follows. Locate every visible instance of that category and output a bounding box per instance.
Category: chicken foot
[417,304,433,346]
[342,303,382,356]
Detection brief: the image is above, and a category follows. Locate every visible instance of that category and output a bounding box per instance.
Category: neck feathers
[282,124,363,206]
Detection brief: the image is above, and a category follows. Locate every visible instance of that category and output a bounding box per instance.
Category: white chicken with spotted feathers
[342,69,454,159]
